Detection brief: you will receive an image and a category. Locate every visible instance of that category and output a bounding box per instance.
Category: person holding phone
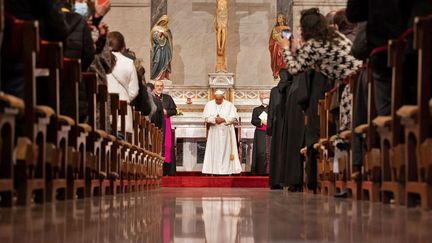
[278,8,362,82]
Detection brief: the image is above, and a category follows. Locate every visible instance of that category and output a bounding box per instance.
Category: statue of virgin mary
[150,15,173,80]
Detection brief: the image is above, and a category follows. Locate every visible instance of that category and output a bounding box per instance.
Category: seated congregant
[106,31,139,139]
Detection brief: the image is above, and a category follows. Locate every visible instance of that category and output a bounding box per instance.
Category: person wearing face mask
[250,92,271,175]
[74,0,89,18]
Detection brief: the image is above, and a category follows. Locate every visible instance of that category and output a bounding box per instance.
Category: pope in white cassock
[202,90,243,175]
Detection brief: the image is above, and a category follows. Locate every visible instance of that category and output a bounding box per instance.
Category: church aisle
[1,188,431,243]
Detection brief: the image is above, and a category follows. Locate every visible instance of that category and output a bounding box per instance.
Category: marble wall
[168,0,276,87]
[103,0,151,81]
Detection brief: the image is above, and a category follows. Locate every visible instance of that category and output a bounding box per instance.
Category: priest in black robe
[154,80,177,175]
[267,69,291,189]
[146,83,164,130]
[279,72,307,192]
[251,93,271,175]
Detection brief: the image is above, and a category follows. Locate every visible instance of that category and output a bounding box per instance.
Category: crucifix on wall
[193,0,271,74]
[215,0,228,73]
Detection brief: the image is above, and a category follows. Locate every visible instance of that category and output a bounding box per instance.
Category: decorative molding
[111,3,149,7]
[170,89,209,100]
[208,73,235,88]
[293,0,347,6]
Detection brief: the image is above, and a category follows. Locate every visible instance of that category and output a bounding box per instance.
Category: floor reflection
[1,188,432,243]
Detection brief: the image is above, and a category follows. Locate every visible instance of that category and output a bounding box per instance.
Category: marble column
[277,0,294,29]
[151,0,167,28]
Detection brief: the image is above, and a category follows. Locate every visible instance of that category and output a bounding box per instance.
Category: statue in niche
[215,0,228,72]
[151,15,173,80]
[268,14,289,80]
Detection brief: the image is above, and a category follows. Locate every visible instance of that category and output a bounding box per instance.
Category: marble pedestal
[208,72,235,101]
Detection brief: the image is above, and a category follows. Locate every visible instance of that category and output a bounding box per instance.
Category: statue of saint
[268,14,289,79]
[215,0,228,72]
[151,15,173,80]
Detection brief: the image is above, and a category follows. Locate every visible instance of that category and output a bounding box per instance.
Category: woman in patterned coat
[278,8,362,82]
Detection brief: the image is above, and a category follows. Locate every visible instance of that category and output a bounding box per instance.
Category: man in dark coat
[154,80,177,175]
[267,69,291,189]
[59,2,95,123]
[251,92,271,175]
[297,70,332,191]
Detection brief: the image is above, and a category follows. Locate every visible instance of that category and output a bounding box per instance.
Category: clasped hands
[215,117,226,124]
[208,117,225,126]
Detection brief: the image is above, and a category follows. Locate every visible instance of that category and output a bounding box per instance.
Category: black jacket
[251,105,267,128]
[4,0,69,41]
[63,11,95,71]
[2,0,69,99]
[151,95,164,130]
[346,0,409,70]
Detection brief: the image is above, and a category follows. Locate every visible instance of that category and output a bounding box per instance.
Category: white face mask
[74,2,89,18]
[262,98,269,106]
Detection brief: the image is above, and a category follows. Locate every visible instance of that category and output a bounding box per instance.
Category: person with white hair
[250,92,271,175]
[202,90,242,175]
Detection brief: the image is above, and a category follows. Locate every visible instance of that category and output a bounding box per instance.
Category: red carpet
[162,175,269,188]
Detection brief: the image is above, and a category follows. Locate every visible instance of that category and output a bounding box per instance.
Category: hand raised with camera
[95,0,111,17]
[278,36,298,53]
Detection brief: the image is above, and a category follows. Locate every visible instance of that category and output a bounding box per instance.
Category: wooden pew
[139,117,149,190]
[133,111,145,191]
[345,74,361,200]
[3,16,54,205]
[109,93,121,194]
[82,72,103,197]
[323,89,349,196]
[0,0,25,207]
[356,67,381,202]
[97,84,114,195]
[0,95,23,206]
[397,15,432,209]
[118,100,132,193]
[61,58,90,199]
[144,120,152,189]
[374,39,406,205]
[149,123,158,189]
[315,99,330,194]
[37,41,73,202]
[156,128,164,186]
[125,107,139,193]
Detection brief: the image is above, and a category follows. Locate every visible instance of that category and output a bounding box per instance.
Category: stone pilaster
[151,0,167,28]
[277,0,294,29]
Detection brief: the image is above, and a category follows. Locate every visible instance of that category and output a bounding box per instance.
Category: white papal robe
[202,100,242,174]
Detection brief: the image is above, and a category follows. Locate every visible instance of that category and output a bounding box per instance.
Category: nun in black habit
[267,69,291,189]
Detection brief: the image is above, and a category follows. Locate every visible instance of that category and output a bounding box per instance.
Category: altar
[103,0,348,172]
[166,78,273,172]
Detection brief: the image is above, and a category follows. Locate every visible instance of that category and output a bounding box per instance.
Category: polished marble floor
[1,188,432,243]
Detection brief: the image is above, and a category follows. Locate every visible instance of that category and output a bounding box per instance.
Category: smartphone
[281,29,292,40]
[96,0,108,5]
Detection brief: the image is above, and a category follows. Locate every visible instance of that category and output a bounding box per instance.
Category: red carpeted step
[162,176,268,188]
